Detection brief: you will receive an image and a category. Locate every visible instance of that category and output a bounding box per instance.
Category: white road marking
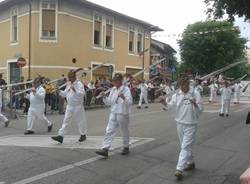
[234,108,247,113]
[11,137,155,184]
[203,110,219,113]
[0,135,149,150]
[131,110,163,118]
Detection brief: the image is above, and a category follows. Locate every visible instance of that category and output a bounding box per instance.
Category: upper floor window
[137,32,143,53]
[94,14,102,46]
[129,25,135,53]
[10,7,18,43]
[41,0,57,40]
[105,17,113,49]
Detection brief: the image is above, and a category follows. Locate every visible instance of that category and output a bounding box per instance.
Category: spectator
[57,74,67,114]
[86,81,95,106]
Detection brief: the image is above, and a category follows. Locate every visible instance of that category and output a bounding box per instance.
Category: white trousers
[102,113,130,149]
[27,107,52,131]
[176,123,197,172]
[58,105,87,137]
[220,99,230,114]
[0,109,8,124]
[138,92,148,106]
[234,92,240,103]
[209,91,217,102]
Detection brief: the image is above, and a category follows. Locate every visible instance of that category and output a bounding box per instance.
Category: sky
[0,0,249,57]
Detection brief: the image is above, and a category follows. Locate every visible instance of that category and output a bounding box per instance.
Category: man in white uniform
[161,77,203,180]
[233,81,241,104]
[219,81,232,117]
[209,81,218,103]
[96,73,133,158]
[24,77,53,135]
[52,70,87,143]
[0,88,9,127]
[137,80,149,109]
[194,78,203,95]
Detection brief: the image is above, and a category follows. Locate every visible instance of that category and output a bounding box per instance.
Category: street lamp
[141,25,163,80]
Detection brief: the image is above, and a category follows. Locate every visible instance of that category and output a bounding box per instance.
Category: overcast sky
[1,0,249,56]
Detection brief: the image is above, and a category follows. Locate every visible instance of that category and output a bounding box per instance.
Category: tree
[178,21,247,79]
[204,0,250,21]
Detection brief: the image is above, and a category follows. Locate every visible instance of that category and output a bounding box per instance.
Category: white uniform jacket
[60,80,85,106]
[27,85,46,109]
[167,89,203,125]
[139,83,148,94]
[103,85,132,115]
[220,87,232,100]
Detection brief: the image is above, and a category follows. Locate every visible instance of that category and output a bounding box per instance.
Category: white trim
[115,70,125,73]
[125,65,142,70]
[114,27,128,34]
[90,61,115,80]
[0,18,10,24]
[39,0,58,43]
[57,11,93,23]
[0,67,7,70]
[22,65,79,70]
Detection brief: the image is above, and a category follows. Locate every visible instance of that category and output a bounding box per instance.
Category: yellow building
[0,0,162,83]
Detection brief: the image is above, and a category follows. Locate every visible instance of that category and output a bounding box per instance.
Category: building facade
[0,0,162,83]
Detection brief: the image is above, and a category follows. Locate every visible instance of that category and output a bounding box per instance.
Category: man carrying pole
[24,77,53,135]
[51,69,87,144]
[95,73,133,158]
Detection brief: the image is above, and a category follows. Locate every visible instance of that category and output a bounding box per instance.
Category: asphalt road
[0,98,250,184]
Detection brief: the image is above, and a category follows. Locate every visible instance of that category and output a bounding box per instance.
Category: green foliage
[178,21,247,78]
[204,0,250,21]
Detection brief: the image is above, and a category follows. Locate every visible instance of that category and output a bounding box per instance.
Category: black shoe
[79,135,86,142]
[4,120,9,128]
[137,106,141,109]
[24,130,35,135]
[219,113,224,117]
[226,114,229,117]
[120,147,130,155]
[96,148,108,158]
[48,124,53,132]
[145,106,149,109]
[174,170,183,180]
[51,135,63,144]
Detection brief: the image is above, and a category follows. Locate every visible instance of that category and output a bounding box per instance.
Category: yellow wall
[0,11,151,82]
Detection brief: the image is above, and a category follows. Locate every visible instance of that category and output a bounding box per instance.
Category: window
[10,7,18,43]
[94,14,102,46]
[129,25,135,53]
[41,0,57,40]
[105,17,113,49]
[137,33,143,53]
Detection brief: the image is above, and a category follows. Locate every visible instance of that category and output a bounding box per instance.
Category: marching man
[194,78,203,95]
[160,77,203,180]
[0,88,9,127]
[233,81,241,104]
[52,70,87,143]
[208,81,218,103]
[24,77,53,135]
[219,81,232,117]
[96,73,133,158]
[137,80,149,109]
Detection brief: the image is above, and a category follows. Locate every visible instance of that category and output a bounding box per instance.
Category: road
[0,99,250,184]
